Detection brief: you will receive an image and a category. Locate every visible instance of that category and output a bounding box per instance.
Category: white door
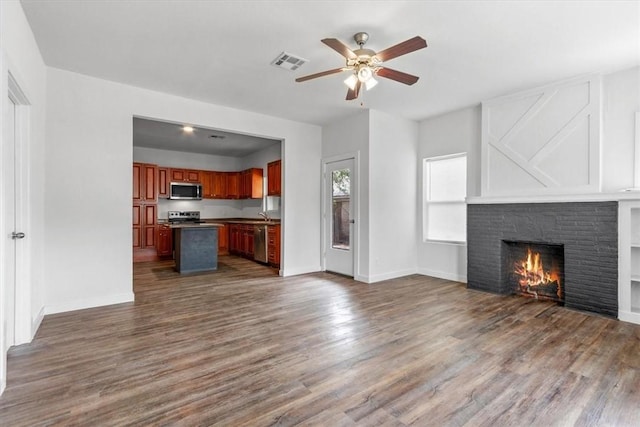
[3,95,17,350]
[324,158,355,276]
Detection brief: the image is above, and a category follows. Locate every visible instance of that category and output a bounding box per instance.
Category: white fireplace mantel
[467,191,640,205]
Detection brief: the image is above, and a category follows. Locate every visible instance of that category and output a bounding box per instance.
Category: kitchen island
[171,223,224,274]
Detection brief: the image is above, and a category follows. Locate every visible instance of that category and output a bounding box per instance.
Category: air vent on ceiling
[209,134,226,140]
[271,52,308,71]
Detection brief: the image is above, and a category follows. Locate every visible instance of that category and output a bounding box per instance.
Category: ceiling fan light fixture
[344,74,358,90]
[365,76,378,91]
[357,65,373,83]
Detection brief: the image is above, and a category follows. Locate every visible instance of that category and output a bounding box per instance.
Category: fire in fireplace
[504,241,564,304]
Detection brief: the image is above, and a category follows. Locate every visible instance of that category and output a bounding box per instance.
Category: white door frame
[321,152,360,278]
[1,59,33,394]
[7,71,31,345]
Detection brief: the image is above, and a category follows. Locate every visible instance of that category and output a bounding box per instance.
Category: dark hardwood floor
[1,255,639,426]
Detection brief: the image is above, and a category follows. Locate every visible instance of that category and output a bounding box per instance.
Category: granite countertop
[202,218,281,226]
[158,218,280,226]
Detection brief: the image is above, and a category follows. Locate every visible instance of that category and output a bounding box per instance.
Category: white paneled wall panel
[482,75,601,196]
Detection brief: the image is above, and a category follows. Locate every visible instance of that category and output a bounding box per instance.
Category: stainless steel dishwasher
[253,225,268,263]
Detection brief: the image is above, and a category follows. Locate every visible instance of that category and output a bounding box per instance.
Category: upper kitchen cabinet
[212,172,228,198]
[240,168,263,199]
[158,167,170,199]
[170,168,201,183]
[227,172,240,199]
[267,159,281,196]
[202,171,228,199]
[133,162,158,203]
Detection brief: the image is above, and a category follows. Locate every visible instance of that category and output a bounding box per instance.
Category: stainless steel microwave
[169,182,202,200]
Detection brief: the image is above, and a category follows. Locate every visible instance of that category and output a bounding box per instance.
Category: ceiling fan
[295,32,427,100]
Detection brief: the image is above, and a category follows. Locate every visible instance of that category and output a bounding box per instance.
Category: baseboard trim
[417,268,467,283]
[45,292,135,315]
[365,268,418,284]
[281,265,322,277]
[31,306,44,340]
[619,310,640,325]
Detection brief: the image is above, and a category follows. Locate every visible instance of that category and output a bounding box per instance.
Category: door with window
[324,158,355,276]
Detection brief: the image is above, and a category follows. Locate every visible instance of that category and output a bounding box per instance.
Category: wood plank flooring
[1,255,639,426]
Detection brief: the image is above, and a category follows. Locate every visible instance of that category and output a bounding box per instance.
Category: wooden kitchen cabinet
[240,168,263,199]
[133,203,157,249]
[170,168,201,183]
[201,171,213,198]
[267,159,281,196]
[229,224,254,258]
[133,163,158,203]
[218,224,229,255]
[133,163,159,261]
[202,171,230,199]
[243,225,255,257]
[212,172,228,198]
[227,172,240,199]
[267,224,281,267]
[158,167,170,198]
[157,224,172,257]
[229,224,241,254]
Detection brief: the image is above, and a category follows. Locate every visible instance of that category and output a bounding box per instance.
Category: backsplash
[157,198,280,220]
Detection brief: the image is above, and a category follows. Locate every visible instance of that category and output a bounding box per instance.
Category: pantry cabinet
[133,163,158,259]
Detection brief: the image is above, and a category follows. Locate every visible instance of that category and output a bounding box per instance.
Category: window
[423,153,467,243]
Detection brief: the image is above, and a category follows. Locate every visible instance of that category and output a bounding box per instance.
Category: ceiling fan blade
[376,67,420,85]
[295,68,347,83]
[375,36,427,62]
[322,38,358,59]
[346,80,361,100]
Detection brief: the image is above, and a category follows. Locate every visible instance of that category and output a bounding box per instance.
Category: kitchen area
[132,117,282,273]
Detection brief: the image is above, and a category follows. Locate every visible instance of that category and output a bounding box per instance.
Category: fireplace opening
[503,241,565,304]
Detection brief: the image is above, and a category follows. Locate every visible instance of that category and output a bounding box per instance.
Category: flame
[514,247,561,299]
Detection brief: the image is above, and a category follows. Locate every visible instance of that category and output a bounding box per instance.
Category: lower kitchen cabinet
[218,224,229,255]
[267,224,281,267]
[157,224,172,257]
[229,224,255,258]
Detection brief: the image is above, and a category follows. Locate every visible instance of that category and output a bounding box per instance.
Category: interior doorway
[1,71,31,392]
[323,155,358,277]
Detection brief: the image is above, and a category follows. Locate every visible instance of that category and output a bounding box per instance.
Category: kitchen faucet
[258,211,271,221]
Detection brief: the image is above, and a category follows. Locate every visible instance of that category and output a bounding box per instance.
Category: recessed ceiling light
[183,126,194,133]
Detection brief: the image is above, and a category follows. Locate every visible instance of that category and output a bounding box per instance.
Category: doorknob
[349,219,355,224]
[11,232,25,239]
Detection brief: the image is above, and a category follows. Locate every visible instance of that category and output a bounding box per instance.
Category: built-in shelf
[619,200,640,324]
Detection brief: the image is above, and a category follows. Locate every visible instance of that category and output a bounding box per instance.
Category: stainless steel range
[168,211,204,224]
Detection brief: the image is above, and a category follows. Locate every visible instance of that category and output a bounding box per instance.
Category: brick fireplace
[467,201,618,317]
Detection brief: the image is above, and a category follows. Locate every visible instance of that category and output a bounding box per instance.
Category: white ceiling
[133,117,280,157]
[20,0,640,128]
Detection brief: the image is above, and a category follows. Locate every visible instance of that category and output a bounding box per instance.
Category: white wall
[368,110,418,282]
[417,106,481,282]
[602,66,640,192]
[44,67,321,313]
[322,109,419,283]
[322,110,370,280]
[0,0,47,392]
